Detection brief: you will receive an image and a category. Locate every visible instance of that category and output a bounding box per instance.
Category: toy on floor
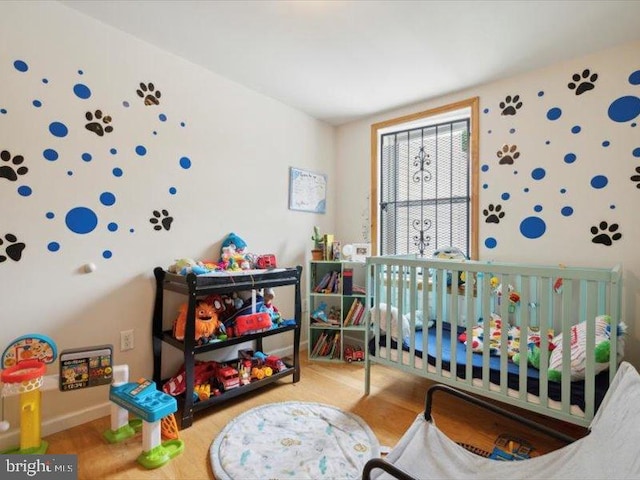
[1,334,58,454]
[107,373,184,469]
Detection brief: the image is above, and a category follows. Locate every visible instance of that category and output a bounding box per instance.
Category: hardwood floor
[44,354,587,479]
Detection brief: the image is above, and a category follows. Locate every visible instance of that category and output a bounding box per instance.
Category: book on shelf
[314,272,332,292]
[343,268,353,295]
[351,301,365,325]
[343,299,360,326]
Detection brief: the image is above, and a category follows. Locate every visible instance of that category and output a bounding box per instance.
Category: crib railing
[364,255,622,427]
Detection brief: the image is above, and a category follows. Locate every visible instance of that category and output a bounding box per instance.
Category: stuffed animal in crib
[513,315,626,382]
[173,301,222,342]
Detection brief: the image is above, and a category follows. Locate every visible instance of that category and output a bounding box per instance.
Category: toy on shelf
[344,345,365,363]
[1,334,58,454]
[172,301,223,343]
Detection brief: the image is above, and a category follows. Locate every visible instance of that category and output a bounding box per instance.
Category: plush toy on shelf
[173,302,223,343]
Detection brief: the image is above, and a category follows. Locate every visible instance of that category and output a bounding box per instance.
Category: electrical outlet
[120,329,134,351]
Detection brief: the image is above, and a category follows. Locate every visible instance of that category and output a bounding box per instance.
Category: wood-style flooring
[44,354,587,479]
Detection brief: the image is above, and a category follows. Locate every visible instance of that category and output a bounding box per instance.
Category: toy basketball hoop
[1,359,46,397]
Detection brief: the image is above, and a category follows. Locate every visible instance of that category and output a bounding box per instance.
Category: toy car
[235,312,272,336]
[215,365,239,391]
[344,345,364,363]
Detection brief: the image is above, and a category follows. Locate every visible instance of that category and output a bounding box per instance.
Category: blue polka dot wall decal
[520,216,546,239]
[159,113,167,122]
[608,96,640,122]
[123,101,130,108]
[82,152,92,162]
[561,206,574,216]
[110,148,117,155]
[42,78,48,84]
[534,204,543,213]
[590,175,608,189]
[0,109,7,114]
[13,60,28,72]
[564,153,576,164]
[485,237,497,249]
[77,70,83,75]
[501,192,510,200]
[483,108,489,114]
[531,167,546,180]
[602,140,610,147]
[46,212,55,219]
[17,185,32,196]
[169,187,177,195]
[103,250,113,259]
[571,125,581,134]
[65,207,98,234]
[33,100,42,107]
[547,107,562,120]
[107,222,118,232]
[67,171,73,176]
[73,83,91,99]
[179,156,192,169]
[112,167,123,177]
[43,149,58,161]
[100,192,116,206]
[135,145,147,156]
[49,121,69,137]
[630,70,640,85]
[482,184,488,189]
[509,128,516,134]
[481,164,489,172]
[633,148,640,157]
[48,242,60,252]
[560,188,567,194]
[538,91,544,97]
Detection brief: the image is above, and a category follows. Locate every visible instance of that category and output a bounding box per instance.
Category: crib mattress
[369,322,610,412]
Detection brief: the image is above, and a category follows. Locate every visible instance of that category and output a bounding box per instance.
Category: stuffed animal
[173,302,222,342]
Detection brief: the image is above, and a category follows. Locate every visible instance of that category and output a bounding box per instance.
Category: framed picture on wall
[351,243,371,262]
[288,167,327,213]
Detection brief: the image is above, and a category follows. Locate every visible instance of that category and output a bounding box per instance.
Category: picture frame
[288,167,327,213]
[351,243,371,262]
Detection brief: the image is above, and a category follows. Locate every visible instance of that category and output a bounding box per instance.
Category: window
[370,97,479,259]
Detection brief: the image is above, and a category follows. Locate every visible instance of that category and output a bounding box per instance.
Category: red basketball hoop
[1,359,46,397]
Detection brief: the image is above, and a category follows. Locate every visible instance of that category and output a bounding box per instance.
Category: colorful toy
[1,334,58,454]
[173,302,222,342]
[344,345,365,363]
[235,312,272,336]
[107,375,184,469]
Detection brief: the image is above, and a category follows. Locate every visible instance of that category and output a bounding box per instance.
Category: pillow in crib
[507,325,555,358]
[548,315,627,382]
[370,303,409,345]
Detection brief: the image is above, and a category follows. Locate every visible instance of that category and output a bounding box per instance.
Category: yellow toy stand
[1,334,57,454]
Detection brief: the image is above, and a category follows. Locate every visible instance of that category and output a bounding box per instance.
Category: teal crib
[364,255,623,427]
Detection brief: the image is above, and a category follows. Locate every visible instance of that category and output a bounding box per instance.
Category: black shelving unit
[152,265,302,428]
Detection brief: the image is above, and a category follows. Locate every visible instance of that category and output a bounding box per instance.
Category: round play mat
[210,401,380,480]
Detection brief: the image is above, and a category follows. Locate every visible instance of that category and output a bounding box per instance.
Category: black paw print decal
[630,166,640,188]
[136,82,161,106]
[0,150,28,181]
[590,221,622,246]
[568,69,598,95]
[499,95,522,116]
[150,209,173,231]
[497,144,519,165]
[85,110,113,137]
[483,204,505,224]
[0,233,26,262]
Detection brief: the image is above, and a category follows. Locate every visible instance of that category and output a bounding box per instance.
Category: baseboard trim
[0,401,111,451]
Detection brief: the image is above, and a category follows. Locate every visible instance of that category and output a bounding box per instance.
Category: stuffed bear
[173,301,222,342]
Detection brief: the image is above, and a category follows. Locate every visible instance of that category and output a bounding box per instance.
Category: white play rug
[210,401,380,479]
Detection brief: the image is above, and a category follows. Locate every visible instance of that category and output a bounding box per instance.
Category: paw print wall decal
[568,69,598,95]
[137,82,161,106]
[150,209,173,231]
[0,150,28,181]
[630,166,640,188]
[0,233,26,263]
[590,221,622,246]
[500,95,522,116]
[85,110,113,137]
[483,204,505,224]
[497,144,519,165]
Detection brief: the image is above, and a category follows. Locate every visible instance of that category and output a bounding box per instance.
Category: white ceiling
[59,0,640,126]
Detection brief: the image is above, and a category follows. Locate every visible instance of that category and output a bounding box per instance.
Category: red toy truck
[344,345,365,363]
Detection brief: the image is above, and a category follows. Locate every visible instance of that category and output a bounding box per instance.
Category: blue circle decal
[49,122,68,138]
[100,192,116,206]
[13,60,28,72]
[520,216,546,239]
[73,83,91,99]
[65,207,98,234]
[590,175,608,189]
[546,107,562,120]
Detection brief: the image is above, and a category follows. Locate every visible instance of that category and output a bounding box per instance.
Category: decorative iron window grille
[379,118,470,258]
